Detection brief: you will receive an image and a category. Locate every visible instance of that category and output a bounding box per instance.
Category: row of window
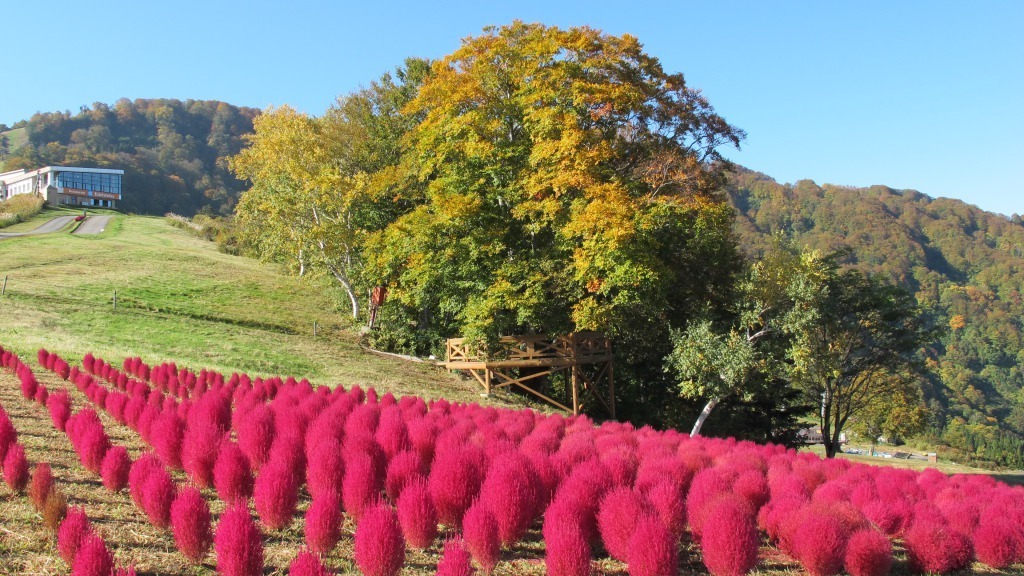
[56,171,121,195]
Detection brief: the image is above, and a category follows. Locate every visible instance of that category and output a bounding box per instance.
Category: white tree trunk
[690,397,720,437]
[328,267,359,319]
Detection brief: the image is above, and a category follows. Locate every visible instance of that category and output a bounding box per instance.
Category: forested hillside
[1,99,258,215]
[727,168,1024,465]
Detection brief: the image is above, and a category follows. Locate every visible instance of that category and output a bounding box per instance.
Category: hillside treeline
[2,99,258,215]
[727,168,1024,466]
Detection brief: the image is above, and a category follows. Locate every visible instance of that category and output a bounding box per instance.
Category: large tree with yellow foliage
[365,24,744,411]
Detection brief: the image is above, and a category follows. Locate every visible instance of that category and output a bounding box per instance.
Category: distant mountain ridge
[1,98,259,215]
[726,167,1024,466]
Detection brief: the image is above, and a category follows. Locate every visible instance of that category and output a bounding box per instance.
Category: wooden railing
[445,332,610,364]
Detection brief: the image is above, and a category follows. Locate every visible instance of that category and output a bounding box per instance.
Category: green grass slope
[0,214,524,406]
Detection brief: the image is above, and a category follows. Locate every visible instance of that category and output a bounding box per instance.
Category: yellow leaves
[949,314,966,331]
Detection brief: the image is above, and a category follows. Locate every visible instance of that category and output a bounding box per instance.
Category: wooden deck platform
[439,332,615,417]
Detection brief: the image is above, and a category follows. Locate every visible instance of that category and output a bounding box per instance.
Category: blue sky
[3,1,1021,216]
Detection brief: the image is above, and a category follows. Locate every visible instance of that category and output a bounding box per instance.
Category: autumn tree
[791,268,939,457]
[231,60,429,318]
[363,23,744,420]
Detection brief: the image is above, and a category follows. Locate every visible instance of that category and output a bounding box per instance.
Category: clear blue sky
[3,1,1021,216]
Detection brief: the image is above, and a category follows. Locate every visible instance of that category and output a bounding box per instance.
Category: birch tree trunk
[690,397,720,437]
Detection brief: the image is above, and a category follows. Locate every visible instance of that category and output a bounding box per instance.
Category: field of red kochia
[2,342,1023,576]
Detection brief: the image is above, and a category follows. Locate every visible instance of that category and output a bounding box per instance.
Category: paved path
[73,215,111,235]
[0,215,76,238]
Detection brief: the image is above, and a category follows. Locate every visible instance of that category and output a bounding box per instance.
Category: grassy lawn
[1,126,28,150]
[0,214,533,409]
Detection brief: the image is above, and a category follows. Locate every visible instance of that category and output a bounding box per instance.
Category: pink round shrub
[128,453,161,508]
[153,411,186,469]
[48,390,72,431]
[644,481,687,541]
[100,446,131,492]
[306,437,344,499]
[304,493,343,556]
[861,498,912,536]
[253,459,299,530]
[429,445,486,527]
[354,503,406,576]
[437,538,476,576]
[215,501,264,576]
[3,443,29,493]
[843,529,893,576]
[479,453,540,547]
[973,517,1019,569]
[289,549,330,576]
[57,507,92,563]
[462,500,500,574]
[344,452,382,521]
[627,513,677,576]
[700,495,758,576]
[794,508,848,576]
[71,533,114,576]
[598,486,647,561]
[545,522,591,576]
[686,468,728,540]
[397,477,438,549]
[385,449,423,501]
[171,487,213,563]
[142,467,177,529]
[214,440,254,503]
[904,520,974,574]
[237,404,275,470]
[181,418,224,488]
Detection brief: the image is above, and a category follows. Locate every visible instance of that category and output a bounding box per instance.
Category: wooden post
[485,369,491,397]
[571,365,580,415]
[1,275,7,296]
[112,289,117,311]
[314,321,318,337]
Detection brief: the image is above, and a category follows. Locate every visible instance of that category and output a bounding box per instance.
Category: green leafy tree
[792,268,939,457]
[667,243,827,436]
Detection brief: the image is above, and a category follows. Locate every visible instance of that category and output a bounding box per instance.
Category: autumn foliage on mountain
[726,167,1024,466]
[1,99,258,215]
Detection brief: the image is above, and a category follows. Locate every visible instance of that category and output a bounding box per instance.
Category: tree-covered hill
[726,167,1024,465]
[1,99,259,215]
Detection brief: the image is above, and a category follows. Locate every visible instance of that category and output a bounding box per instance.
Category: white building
[0,166,124,208]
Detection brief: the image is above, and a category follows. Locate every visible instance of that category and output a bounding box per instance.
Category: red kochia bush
[429,445,485,527]
[182,418,223,488]
[289,549,330,576]
[215,501,264,576]
[437,538,476,576]
[0,415,15,462]
[354,503,406,576]
[30,462,55,510]
[397,477,438,549]
[972,517,1019,569]
[627,514,677,576]
[47,390,72,432]
[128,453,162,508]
[101,446,131,492]
[700,495,758,576]
[598,486,647,562]
[237,404,274,470]
[3,442,30,493]
[904,520,974,574]
[479,452,540,547]
[306,437,344,499]
[385,449,423,501]
[143,467,177,529]
[57,507,92,563]
[71,533,114,576]
[644,480,687,541]
[253,459,299,530]
[214,440,254,503]
[843,529,893,576]
[304,493,343,556]
[344,452,382,522]
[171,487,213,563]
[794,508,848,576]
[545,522,591,576]
[153,411,185,469]
[462,500,500,574]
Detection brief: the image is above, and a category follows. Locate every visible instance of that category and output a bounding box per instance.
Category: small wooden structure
[440,332,614,417]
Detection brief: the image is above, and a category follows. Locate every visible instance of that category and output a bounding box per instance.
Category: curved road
[0,215,76,238]
[73,215,111,235]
